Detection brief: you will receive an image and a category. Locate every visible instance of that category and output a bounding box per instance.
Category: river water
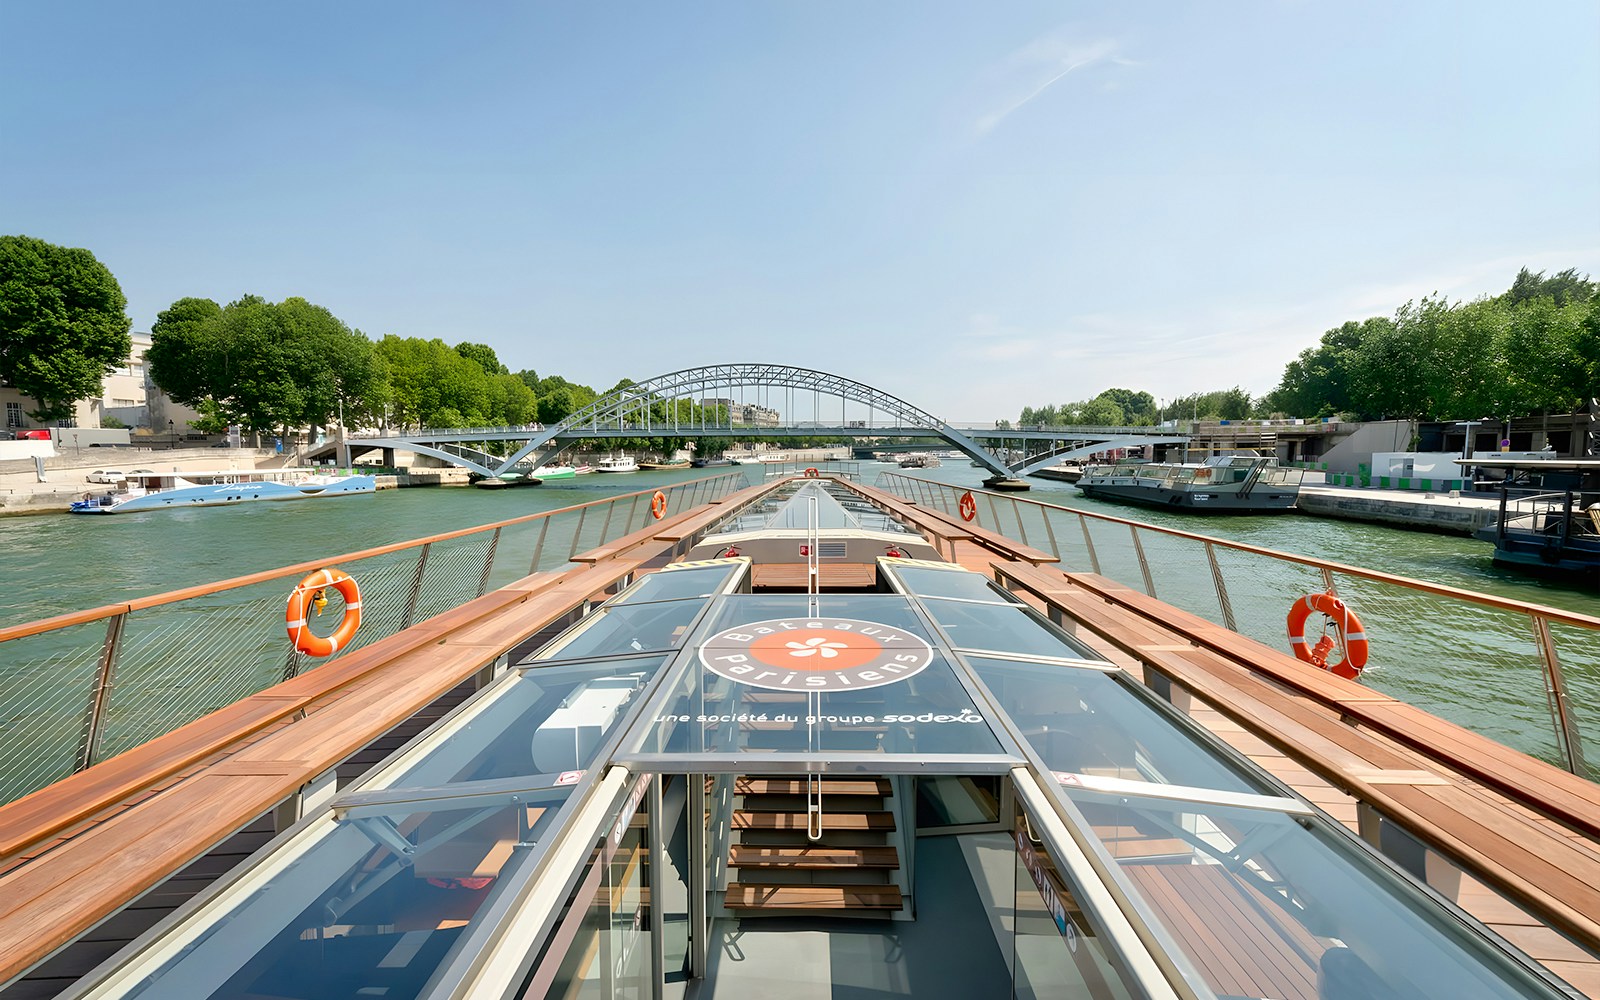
[1,462,1596,765]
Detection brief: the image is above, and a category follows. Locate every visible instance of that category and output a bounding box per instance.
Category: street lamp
[168,419,176,450]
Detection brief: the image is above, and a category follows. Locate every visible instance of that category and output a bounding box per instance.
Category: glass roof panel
[888,564,1020,603]
[610,562,741,604]
[119,795,569,1000]
[1058,791,1569,1000]
[922,598,1105,661]
[628,595,1008,759]
[967,656,1276,795]
[378,657,667,789]
[529,601,706,661]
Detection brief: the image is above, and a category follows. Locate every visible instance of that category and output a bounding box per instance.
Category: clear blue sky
[3,2,1596,421]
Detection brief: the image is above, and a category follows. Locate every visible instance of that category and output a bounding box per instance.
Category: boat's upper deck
[29,479,1586,1000]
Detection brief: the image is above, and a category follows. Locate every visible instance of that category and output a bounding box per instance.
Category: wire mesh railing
[874,472,1600,781]
[0,472,748,805]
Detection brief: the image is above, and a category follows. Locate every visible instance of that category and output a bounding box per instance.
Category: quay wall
[1295,486,1499,535]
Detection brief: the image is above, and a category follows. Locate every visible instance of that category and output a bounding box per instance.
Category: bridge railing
[0,472,748,806]
[875,472,1600,781]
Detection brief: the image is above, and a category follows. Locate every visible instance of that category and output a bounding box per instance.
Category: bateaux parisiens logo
[698,617,934,692]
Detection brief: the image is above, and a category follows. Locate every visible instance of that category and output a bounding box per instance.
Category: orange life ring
[650,490,668,519]
[286,567,362,657]
[958,490,978,522]
[1286,591,1367,679]
[804,467,819,477]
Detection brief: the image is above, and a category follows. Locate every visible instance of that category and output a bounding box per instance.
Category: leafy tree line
[1017,386,1253,427]
[1015,268,1598,427]
[1259,268,1598,420]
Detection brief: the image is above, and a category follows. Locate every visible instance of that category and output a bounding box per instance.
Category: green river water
[1,462,1596,771]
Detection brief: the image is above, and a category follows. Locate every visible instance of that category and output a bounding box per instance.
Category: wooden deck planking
[880,518,1600,992]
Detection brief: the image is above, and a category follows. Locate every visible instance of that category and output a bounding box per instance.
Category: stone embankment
[1294,485,1500,535]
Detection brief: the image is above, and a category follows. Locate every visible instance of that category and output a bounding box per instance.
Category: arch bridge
[329,364,1187,480]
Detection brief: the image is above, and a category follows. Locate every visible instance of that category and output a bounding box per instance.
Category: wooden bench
[989,560,1600,953]
[1056,568,1600,841]
[912,503,1060,566]
[0,539,695,985]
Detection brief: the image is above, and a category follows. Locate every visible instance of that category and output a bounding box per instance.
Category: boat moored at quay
[1075,454,1305,513]
[2,470,1598,999]
[68,468,377,514]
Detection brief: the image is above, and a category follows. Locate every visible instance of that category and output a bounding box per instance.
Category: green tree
[1094,388,1156,424]
[150,294,384,436]
[147,297,222,406]
[456,341,508,375]
[0,235,132,420]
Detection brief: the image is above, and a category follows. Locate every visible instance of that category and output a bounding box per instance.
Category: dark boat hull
[1076,482,1299,513]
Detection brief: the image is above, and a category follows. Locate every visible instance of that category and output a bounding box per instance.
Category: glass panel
[696,593,930,636]
[523,775,655,1000]
[122,797,569,1000]
[922,598,1105,661]
[968,656,1277,795]
[1062,791,1570,1000]
[640,650,1005,758]
[533,601,707,661]
[383,658,666,787]
[612,564,740,604]
[889,564,1020,603]
[1013,801,1141,1000]
[916,774,1002,828]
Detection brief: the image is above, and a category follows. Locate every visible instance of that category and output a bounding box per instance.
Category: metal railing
[875,472,1600,781]
[0,472,748,806]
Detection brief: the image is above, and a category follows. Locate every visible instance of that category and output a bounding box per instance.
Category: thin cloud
[975,33,1130,135]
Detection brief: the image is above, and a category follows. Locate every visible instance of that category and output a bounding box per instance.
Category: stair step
[732,810,895,831]
[724,883,904,910]
[736,777,890,797]
[729,845,899,870]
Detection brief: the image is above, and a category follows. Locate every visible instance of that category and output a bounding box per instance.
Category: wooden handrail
[879,473,1600,630]
[0,472,746,643]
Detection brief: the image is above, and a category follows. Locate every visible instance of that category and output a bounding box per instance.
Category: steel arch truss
[493,363,1014,477]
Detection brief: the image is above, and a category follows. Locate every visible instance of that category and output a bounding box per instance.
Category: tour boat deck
[1,474,1597,999]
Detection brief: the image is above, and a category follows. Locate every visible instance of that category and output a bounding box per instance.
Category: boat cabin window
[968,655,1281,796]
[922,597,1106,662]
[1057,788,1562,1000]
[883,562,1021,603]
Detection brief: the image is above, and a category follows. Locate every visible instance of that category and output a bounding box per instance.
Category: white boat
[594,454,639,473]
[1075,454,1304,513]
[68,469,376,514]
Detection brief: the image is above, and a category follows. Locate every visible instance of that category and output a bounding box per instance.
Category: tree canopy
[1260,270,1599,420]
[148,294,387,434]
[0,235,132,420]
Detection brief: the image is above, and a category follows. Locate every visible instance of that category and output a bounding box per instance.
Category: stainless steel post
[599,498,617,546]
[75,613,128,772]
[529,516,552,573]
[400,543,432,629]
[476,527,501,597]
[1041,507,1061,560]
[566,507,591,560]
[688,772,708,978]
[1130,525,1156,597]
[1011,497,1029,545]
[1079,515,1102,575]
[1532,614,1588,775]
[1205,541,1237,631]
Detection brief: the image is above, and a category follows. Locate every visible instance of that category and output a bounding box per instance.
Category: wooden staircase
[723,775,905,913]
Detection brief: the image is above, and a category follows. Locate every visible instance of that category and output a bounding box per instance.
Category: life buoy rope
[286,567,362,657]
[1286,591,1368,680]
[650,490,668,519]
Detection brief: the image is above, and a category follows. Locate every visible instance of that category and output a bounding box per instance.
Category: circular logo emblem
[698,617,935,691]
